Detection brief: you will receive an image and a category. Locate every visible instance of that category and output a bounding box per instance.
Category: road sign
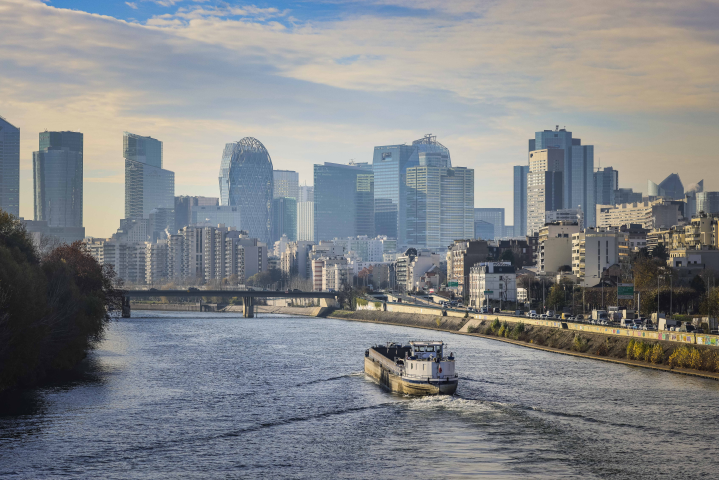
[483,290,494,294]
[448,281,459,287]
[617,283,634,300]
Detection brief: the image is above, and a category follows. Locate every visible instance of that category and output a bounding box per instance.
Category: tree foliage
[0,211,121,391]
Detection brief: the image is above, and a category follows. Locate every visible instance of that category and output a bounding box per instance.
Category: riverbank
[329,309,719,381]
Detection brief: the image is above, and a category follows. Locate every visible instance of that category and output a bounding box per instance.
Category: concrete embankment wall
[131,303,201,311]
[330,308,719,381]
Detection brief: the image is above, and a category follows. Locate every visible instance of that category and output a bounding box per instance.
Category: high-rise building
[297,201,314,242]
[33,131,83,228]
[191,205,241,230]
[273,170,299,199]
[594,167,618,206]
[697,192,719,215]
[527,149,564,235]
[532,127,595,226]
[474,208,505,240]
[648,173,685,200]
[513,165,529,237]
[272,197,297,242]
[314,162,374,241]
[474,220,494,240]
[406,163,440,248]
[0,116,20,217]
[219,137,274,244]
[440,167,474,247]
[124,132,174,219]
[615,188,643,205]
[685,180,703,218]
[373,135,451,245]
[174,195,219,231]
[298,185,314,203]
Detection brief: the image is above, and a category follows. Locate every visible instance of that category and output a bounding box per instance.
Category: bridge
[121,290,339,318]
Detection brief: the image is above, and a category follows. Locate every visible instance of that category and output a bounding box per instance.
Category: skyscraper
[124,132,174,220]
[648,173,685,200]
[532,127,595,226]
[273,170,299,199]
[513,165,529,237]
[474,208,505,240]
[174,195,219,231]
[272,197,297,242]
[594,167,618,206]
[0,116,20,217]
[33,131,83,228]
[527,149,564,235]
[440,167,474,247]
[297,185,314,242]
[314,162,374,241]
[298,185,314,203]
[697,192,719,215]
[373,135,451,244]
[219,137,274,244]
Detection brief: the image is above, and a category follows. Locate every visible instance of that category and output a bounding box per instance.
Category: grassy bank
[329,310,719,381]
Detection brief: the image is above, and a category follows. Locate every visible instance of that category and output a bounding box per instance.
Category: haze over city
[2,0,718,237]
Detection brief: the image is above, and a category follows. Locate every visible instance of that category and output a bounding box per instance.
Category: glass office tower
[314,162,374,241]
[513,165,529,237]
[474,208,505,240]
[273,170,299,199]
[373,135,451,245]
[33,131,83,227]
[594,167,618,206]
[0,116,20,217]
[533,127,595,227]
[272,197,297,242]
[219,137,273,244]
[124,132,174,220]
[440,166,474,247]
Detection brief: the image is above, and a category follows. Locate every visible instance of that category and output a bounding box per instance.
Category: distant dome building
[219,137,273,244]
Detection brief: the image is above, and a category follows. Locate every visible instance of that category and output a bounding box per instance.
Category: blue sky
[3,0,719,236]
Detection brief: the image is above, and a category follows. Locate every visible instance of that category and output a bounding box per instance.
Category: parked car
[576,314,584,320]
[493,308,501,313]
[515,310,522,316]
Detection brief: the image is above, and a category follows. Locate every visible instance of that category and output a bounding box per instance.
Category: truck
[592,309,609,321]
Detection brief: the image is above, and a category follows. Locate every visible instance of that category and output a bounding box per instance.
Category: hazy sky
[2,0,718,237]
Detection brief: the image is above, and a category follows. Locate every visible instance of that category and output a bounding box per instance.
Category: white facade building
[572,228,630,287]
[468,262,517,308]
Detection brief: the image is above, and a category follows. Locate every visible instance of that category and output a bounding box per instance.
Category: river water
[2,312,719,479]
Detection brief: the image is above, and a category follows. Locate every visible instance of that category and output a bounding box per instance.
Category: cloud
[1,0,719,236]
[125,2,137,9]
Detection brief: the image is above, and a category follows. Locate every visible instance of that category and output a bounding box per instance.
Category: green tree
[546,284,566,311]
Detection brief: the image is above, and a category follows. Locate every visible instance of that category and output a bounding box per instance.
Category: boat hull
[364,357,458,395]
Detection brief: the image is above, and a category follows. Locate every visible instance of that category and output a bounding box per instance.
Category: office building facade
[474,208,505,240]
[219,137,274,244]
[124,132,174,219]
[174,196,219,231]
[272,197,297,242]
[0,116,20,217]
[697,192,719,216]
[33,131,83,228]
[297,201,314,242]
[314,162,374,241]
[527,149,564,235]
[513,165,529,237]
[594,167,618,207]
[532,127,595,227]
[273,170,299,199]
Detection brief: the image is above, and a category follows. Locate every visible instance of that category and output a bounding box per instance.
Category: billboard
[617,284,634,300]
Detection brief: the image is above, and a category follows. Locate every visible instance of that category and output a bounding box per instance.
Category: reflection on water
[1,311,719,479]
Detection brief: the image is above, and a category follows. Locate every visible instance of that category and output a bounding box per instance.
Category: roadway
[124,289,337,299]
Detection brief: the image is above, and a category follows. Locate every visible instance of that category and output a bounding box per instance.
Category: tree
[690,274,707,296]
[546,283,566,311]
[652,244,669,261]
[633,257,662,289]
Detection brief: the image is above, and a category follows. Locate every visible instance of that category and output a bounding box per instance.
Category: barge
[364,341,458,395]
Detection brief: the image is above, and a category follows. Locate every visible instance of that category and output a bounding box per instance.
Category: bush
[572,334,589,352]
[633,341,647,361]
[490,318,501,334]
[508,322,525,340]
[689,348,702,370]
[669,346,691,368]
[650,344,663,364]
[356,298,368,306]
[595,340,609,356]
[626,339,636,359]
[374,302,382,309]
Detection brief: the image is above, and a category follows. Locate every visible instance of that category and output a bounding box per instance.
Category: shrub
[508,322,525,340]
[572,334,589,352]
[374,302,382,309]
[650,344,664,364]
[356,298,368,306]
[595,340,609,356]
[669,346,691,368]
[633,341,647,362]
[689,348,702,370]
[501,321,510,337]
[436,318,442,327]
[490,318,501,334]
[626,339,636,359]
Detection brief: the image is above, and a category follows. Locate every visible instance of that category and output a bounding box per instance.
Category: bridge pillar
[319,297,339,308]
[121,296,131,318]
[243,296,254,318]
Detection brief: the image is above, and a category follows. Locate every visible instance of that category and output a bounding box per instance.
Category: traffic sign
[483,290,494,294]
[617,284,634,300]
[448,281,459,287]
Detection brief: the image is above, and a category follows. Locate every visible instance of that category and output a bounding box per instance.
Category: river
[1,311,719,479]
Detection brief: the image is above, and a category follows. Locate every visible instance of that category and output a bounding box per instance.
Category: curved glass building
[219,138,273,244]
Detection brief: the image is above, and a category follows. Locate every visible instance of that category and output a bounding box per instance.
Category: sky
[1,0,718,238]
